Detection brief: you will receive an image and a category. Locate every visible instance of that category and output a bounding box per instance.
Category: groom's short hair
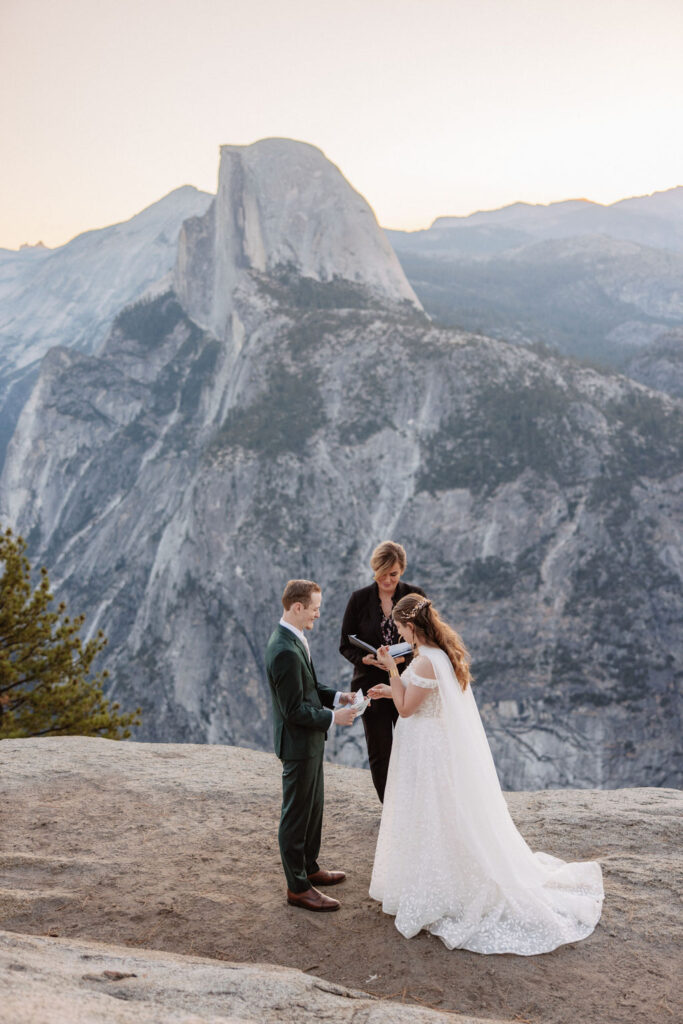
[282,579,321,610]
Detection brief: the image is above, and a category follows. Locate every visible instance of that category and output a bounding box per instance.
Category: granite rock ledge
[1,737,680,1024]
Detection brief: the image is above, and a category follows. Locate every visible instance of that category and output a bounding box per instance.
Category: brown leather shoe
[307,869,346,886]
[287,886,340,912]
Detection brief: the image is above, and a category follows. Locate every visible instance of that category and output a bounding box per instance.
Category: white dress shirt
[279,617,343,729]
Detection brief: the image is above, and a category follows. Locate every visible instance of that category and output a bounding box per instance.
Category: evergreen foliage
[0,528,140,739]
[114,292,185,349]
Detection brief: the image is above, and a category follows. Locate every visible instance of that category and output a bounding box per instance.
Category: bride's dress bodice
[400,662,442,719]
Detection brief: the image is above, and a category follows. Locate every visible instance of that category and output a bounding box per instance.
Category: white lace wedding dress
[369,645,604,954]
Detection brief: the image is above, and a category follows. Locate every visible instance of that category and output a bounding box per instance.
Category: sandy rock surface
[1,737,681,1024]
[1,928,491,1024]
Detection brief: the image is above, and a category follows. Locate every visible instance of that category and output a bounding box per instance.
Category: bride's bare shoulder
[411,654,436,678]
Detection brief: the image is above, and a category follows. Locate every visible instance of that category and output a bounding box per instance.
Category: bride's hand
[375,645,395,672]
[367,683,392,699]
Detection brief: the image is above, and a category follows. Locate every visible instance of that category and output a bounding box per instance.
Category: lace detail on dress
[403,665,441,717]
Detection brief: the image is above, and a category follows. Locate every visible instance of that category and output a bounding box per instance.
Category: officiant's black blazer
[266,624,337,761]
[339,580,426,692]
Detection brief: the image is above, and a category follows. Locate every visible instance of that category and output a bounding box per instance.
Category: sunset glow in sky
[2,0,682,249]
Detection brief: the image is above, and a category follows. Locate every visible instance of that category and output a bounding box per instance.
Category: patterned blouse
[379,600,400,648]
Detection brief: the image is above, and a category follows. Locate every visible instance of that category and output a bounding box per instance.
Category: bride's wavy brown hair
[393,594,472,691]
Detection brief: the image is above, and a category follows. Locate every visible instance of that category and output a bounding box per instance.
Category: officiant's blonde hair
[370,541,407,578]
[393,594,472,692]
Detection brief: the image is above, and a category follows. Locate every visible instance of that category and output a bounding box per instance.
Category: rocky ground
[1,929,489,1024]
[1,737,680,1024]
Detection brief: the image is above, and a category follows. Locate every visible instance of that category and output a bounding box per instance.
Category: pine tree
[0,528,140,739]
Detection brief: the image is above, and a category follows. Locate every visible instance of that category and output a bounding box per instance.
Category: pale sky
[2,0,683,249]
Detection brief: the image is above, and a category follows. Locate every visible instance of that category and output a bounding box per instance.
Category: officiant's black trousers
[279,753,324,893]
[362,696,399,803]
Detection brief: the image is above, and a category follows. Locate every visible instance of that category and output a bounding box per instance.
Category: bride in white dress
[367,594,604,955]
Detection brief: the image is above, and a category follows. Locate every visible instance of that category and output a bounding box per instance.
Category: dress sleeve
[407,670,439,690]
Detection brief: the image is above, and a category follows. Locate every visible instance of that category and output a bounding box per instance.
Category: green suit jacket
[265,624,337,760]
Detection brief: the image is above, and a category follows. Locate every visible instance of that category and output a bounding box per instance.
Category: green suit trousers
[279,753,324,893]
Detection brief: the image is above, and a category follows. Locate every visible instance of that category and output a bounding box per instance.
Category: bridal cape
[369,645,604,954]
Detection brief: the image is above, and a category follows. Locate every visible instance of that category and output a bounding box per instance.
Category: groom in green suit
[266,579,357,912]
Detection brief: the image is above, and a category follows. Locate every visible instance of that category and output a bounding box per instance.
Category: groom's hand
[338,691,357,705]
[333,706,357,726]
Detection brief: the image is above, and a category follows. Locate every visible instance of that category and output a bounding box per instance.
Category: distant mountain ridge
[0,185,213,367]
[0,185,213,472]
[387,186,683,392]
[407,185,683,252]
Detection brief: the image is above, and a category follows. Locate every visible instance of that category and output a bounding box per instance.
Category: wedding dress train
[369,646,604,954]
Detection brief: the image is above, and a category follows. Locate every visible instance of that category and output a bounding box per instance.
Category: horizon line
[4,182,682,253]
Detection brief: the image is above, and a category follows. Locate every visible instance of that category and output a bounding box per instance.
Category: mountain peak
[174,138,420,338]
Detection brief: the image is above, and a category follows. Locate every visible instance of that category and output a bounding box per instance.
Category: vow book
[347,635,413,659]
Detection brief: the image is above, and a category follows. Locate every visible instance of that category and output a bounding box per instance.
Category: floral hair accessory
[405,598,430,620]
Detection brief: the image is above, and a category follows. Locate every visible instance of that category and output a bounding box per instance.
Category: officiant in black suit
[266,579,357,912]
[339,541,426,802]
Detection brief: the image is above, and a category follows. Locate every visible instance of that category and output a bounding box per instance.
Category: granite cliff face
[0,185,213,473]
[174,138,420,340]
[0,142,681,789]
[0,186,213,371]
[624,328,683,398]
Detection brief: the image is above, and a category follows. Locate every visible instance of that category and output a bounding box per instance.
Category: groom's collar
[279,619,312,664]
[279,617,307,645]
